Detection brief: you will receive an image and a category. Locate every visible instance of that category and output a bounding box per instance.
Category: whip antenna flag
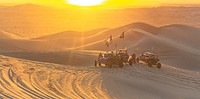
[120,32,125,38]
[120,32,125,49]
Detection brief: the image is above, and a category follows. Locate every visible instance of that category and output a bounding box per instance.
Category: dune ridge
[1,22,199,52]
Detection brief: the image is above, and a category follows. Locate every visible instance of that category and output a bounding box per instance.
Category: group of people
[98,49,136,60]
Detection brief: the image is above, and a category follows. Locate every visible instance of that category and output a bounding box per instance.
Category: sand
[0,55,110,98]
[0,22,200,98]
[0,54,200,99]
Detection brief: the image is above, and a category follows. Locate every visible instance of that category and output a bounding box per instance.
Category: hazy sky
[0,0,200,7]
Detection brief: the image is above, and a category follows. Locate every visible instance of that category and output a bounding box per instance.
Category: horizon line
[1,3,200,9]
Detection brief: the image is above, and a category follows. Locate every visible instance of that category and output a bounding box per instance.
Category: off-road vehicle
[95,52,124,68]
[116,49,129,63]
[138,52,161,69]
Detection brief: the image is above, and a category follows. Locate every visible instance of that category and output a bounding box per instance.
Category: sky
[0,0,200,8]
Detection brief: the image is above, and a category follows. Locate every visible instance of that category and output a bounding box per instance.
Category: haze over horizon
[1,0,200,8]
[1,3,200,38]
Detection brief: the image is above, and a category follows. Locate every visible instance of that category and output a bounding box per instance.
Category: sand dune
[1,28,109,52]
[0,22,199,52]
[34,28,109,40]
[1,4,200,38]
[0,30,27,40]
[0,22,200,98]
[0,53,200,98]
[0,23,200,71]
[0,23,149,51]
[78,23,200,52]
[159,24,200,50]
[0,55,110,98]
[101,63,200,99]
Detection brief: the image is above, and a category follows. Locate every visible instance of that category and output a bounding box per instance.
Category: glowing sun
[67,0,105,6]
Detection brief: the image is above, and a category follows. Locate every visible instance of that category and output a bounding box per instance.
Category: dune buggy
[116,49,129,63]
[137,52,161,69]
[95,52,124,68]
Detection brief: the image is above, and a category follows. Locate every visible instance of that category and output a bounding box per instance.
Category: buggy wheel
[119,61,124,68]
[98,63,101,66]
[109,62,112,68]
[119,64,123,68]
[94,60,97,67]
[148,62,152,67]
[136,57,139,63]
[133,60,136,64]
[106,60,112,68]
[108,62,112,68]
[156,63,161,69]
[128,59,133,66]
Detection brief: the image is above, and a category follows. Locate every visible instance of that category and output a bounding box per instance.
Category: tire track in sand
[0,55,111,99]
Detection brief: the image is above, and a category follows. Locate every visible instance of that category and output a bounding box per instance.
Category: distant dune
[1,4,200,37]
[0,30,26,39]
[0,22,199,52]
[0,22,200,71]
[34,28,109,40]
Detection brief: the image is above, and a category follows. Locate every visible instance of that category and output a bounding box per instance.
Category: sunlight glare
[67,0,105,6]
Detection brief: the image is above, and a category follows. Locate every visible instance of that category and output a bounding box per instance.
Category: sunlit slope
[0,27,109,52]
[34,28,109,40]
[32,22,158,50]
[75,23,200,51]
[0,22,200,53]
[0,30,26,39]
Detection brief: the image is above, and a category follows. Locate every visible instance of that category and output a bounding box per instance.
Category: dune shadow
[0,51,97,66]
